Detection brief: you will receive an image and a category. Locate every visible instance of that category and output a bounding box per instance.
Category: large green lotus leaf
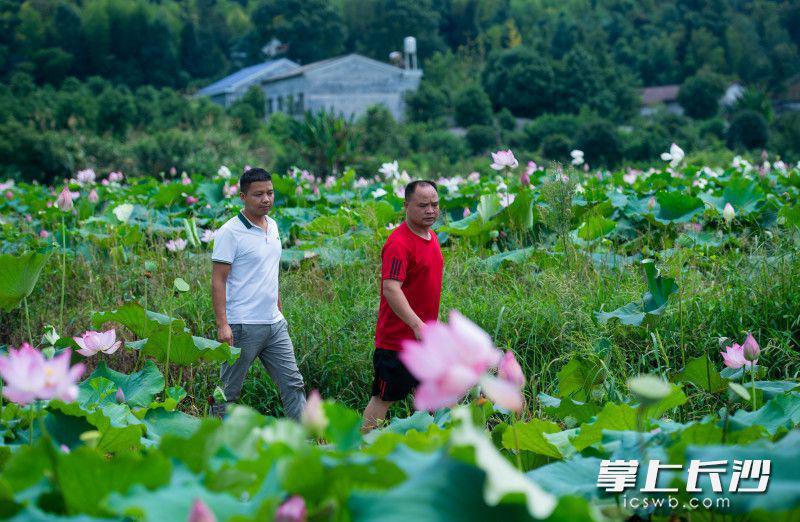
[571,403,638,451]
[671,356,728,393]
[0,251,52,312]
[653,191,704,223]
[778,204,800,228]
[150,183,185,208]
[105,466,262,522]
[543,396,602,425]
[196,181,224,204]
[479,247,536,271]
[305,213,355,235]
[478,193,502,222]
[270,174,296,197]
[594,260,677,326]
[322,402,362,452]
[643,383,687,419]
[527,456,605,499]
[93,302,239,366]
[49,398,143,433]
[348,452,535,521]
[748,381,800,399]
[440,211,494,237]
[315,246,364,268]
[502,419,563,459]
[88,361,164,408]
[499,189,537,230]
[699,176,766,215]
[57,447,171,516]
[728,392,800,435]
[449,409,558,519]
[142,408,201,442]
[576,215,616,241]
[0,439,52,493]
[678,436,800,513]
[556,358,603,403]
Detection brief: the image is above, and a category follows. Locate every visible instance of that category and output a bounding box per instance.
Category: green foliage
[678,71,727,119]
[0,251,52,312]
[576,121,622,167]
[482,46,555,118]
[405,83,450,123]
[465,125,497,155]
[454,84,493,127]
[727,110,770,150]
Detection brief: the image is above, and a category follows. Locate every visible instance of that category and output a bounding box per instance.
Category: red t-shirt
[375,221,444,351]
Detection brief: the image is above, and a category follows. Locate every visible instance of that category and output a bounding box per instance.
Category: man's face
[404,184,440,229]
[240,180,275,216]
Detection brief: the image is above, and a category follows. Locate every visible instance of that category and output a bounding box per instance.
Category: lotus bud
[56,186,73,211]
[723,203,735,224]
[116,387,126,404]
[742,333,760,363]
[627,374,671,407]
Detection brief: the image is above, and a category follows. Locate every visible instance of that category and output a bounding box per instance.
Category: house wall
[261,57,422,122]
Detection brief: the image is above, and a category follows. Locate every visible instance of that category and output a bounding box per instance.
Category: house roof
[641,84,680,105]
[197,58,300,96]
[261,53,413,84]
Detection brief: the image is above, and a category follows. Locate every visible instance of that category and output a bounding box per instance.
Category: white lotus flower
[217,165,232,179]
[113,204,134,223]
[723,203,735,224]
[570,150,584,166]
[379,161,400,179]
[660,143,684,167]
[372,188,387,198]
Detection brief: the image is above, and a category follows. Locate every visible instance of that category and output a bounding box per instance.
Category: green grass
[5,232,800,421]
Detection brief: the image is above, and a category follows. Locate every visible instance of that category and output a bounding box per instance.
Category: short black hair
[404,180,438,201]
[239,168,272,194]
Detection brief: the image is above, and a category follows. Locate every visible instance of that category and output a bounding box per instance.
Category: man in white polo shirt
[210,167,306,419]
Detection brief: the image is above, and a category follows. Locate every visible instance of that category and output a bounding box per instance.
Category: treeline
[2,0,798,93]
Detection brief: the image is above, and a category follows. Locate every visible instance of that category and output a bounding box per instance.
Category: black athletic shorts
[371,348,419,401]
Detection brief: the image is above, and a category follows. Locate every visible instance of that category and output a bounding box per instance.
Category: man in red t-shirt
[362,180,443,432]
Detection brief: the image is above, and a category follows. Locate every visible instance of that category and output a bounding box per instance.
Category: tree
[576,121,622,167]
[454,84,493,127]
[554,46,603,114]
[465,125,497,155]
[251,0,347,64]
[482,46,555,118]
[726,110,768,150]
[678,72,726,119]
[405,83,450,122]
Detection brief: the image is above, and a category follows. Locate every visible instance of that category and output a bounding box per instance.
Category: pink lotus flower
[275,496,307,522]
[39,229,49,238]
[520,171,531,186]
[200,229,216,243]
[463,207,471,218]
[181,174,192,186]
[166,238,187,252]
[56,186,73,211]
[0,343,84,405]
[169,166,177,176]
[4,190,12,200]
[742,333,760,363]
[108,171,124,183]
[468,171,481,183]
[490,150,519,170]
[498,351,524,387]
[400,311,502,411]
[480,375,524,412]
[295,185,303,196]
[24,214,32,222]
[115,387,126,404]
[76,169,96,184]
[301,389,328,434]
[324,176,335,189]
[88,189,99,203]
[73,329,122,357]
[188,498,216,522]
[312,185,320,197]
[525,161,537,176]
[721,336,758,369]
[101,179,110,186]
[186,196,199,205]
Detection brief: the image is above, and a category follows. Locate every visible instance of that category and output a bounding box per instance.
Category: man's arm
[212,262,233,344]
[277,291,282,312]
[382,279,425,339]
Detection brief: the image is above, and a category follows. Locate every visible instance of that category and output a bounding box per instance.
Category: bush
[727,110,769,150]
[540,134,573,162]
[454,84,493,127]
[523,114,584,150]
[358,105,407,155]
[576,121,622,166]
[482,46,555,118]
[416,129,467,163]
[771,112,800,160]
[496,108,516,131]
[465,125,497,155]
[678,71,726,119]
[406,82,450,122]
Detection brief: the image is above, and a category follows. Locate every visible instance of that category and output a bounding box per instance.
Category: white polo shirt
[211,211,284,325]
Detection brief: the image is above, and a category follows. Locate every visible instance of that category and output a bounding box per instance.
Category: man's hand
[217,323,233,345]
[411,319,426,340]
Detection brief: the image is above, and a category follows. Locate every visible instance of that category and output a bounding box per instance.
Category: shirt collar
[237,211,253,229]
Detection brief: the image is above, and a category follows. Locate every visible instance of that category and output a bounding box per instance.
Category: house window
[296,93,304,114]
[267,98,274,114]
[287,94,294,114]
[278,96,284,112]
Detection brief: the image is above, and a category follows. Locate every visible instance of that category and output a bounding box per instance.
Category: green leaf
[556,358,603,403]
[543,398,602,425]
[87,361,164,408]
[594,260,677,326]
[729,382,751,401]
[576,215,616,241]
[571,403,638,451]
[654,191,704,224]
[501,419,562,459]
[143,408,201,442]
[479,247,535,272]
[322,402,362,452]
[440,212,494,237]
[57,447,171,516]
[671,356,728,393]
[728,393,800,435]
[173,278,189,293]
[477,194,502,222]
[527,456,605,498]
[699,176,766,216]
[0,251,52,312]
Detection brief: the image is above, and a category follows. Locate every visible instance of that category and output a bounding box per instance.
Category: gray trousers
[219,320,306,420]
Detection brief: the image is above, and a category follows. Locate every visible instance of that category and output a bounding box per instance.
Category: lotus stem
[59,214,66,333]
